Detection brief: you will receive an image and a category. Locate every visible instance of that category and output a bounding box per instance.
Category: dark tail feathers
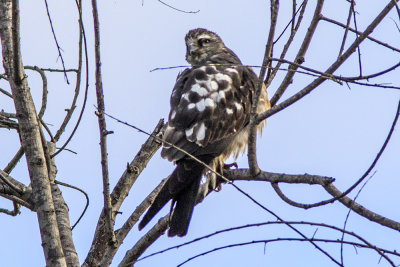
[138,158,211,237]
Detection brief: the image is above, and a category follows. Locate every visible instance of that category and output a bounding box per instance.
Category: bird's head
[185,28,225,66]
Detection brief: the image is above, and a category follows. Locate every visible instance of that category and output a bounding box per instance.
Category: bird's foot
[213,162,238,192]
[223,162,238,170]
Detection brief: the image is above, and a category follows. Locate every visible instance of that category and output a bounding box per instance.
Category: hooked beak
[187,42,198,55]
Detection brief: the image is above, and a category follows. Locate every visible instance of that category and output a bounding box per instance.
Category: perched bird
[138,28,270,237]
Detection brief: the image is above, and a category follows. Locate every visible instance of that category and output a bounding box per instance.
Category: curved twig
[54,180,89,231]
[157,0,199,14]
[138,221,399,266]
[178,237,396,267]
[52,0,89,155]
[24,66,48,119]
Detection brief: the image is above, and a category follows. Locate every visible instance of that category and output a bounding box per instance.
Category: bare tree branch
[266,0,308,86]
[0,86,12,97]
[100,179,168,266]
[139,221,400,263]
[3,146,24,174]
[118,215,169,267]
[24,66,48,119]
[52,0,88,153]
[248,0,279,176]
[157,0,200,14]
[45,142,79,266]
[0,1,66,265]
[269,0,324,106]
[0,201,20,216]
[91,0,116,246]
[83,120,163,267]
[257,0,400,124]
[178,237,396,267]
[338,0,354,57]
[321,15,400,53]
[227,169,400,232]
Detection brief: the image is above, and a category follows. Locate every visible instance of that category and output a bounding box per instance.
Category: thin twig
[157,0,199,14]
[3,146,24,174]
[321,15,400,53]
[340,172,376,266]
[52,0,89,152]
[24,66,48,119]
[0,201,20,216]
[139,221,398,264]
[43,0,69,83]
[257,0,400,124]
[350,0,363,77]
[270,0,323,106]
[273,0,305,44]
[256,99,398,211]
[0,87,12,98]
[178,237,395,267]
[229,181,342,266]
[55,180,89,230]
[338,0,354,57]
[267,0,308,86]
[271,182,311,208]
[307,99,399,208]
[40,68,78,73]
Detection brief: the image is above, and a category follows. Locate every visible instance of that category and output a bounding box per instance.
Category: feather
[138,28,270,237]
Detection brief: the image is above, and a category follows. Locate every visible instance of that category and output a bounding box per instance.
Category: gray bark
[0,1,67,266]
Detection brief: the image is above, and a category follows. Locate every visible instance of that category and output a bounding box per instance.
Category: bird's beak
[187,42,198,55]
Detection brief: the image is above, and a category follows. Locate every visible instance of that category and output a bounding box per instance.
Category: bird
[138,28,270,237]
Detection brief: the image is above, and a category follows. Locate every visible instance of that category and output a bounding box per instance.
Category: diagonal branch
[256,0,400,124]
[228,169,400,232]
[99,178,168,266]
[269,0,324,106]
[266,0,308,87]
[321,15,400,53]
[83,120,163,267]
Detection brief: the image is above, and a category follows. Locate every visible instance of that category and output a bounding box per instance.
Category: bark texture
[0,1,67,266]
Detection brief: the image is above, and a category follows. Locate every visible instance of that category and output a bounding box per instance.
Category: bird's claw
[223,162,238,170]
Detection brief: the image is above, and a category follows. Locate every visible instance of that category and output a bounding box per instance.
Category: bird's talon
[214,184,222,192]
[224,162,238,170]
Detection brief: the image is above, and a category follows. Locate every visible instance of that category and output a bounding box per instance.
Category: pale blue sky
[1,0,399,266]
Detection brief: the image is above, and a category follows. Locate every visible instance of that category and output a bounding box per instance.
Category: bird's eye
[199,38,211,46]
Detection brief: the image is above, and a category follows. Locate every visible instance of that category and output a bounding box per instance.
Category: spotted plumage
[138,28,270,237]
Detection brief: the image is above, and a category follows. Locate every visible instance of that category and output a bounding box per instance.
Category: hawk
[138,28,270,237]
